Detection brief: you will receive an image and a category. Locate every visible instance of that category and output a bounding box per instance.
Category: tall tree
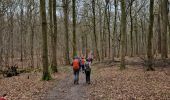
[29,0,35,68]
[156,3,161,54]
[20,0,24,63]
[161,0,168,59]
[120,0,126,69]
[134,1,138,55]
[97,0,104,60]
[40,0,51,80]
[129,0,134,57]
[72,0,77,57]
[62,0,70,64]
[147,0,154,71]
[113,0,118,61]
[92,0,100,61]
[51,0,58,72]
[105,0,111,58]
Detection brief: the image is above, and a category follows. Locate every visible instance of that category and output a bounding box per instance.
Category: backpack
[0,97,7,100]
[73,59,79,70]
[85,62,91,71]
[81,58,85,65]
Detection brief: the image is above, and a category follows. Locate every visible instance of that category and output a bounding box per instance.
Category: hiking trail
[45,72,90,100]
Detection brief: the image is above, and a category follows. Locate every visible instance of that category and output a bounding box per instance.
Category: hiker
[72,57,81,84]
[81,57,86,73]
[0,94,7,100]
[86,57,93,66]
[85,60,91,84]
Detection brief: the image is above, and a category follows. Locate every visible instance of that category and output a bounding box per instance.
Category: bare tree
[147,0,154,71]
[40,0,51,80]
[72,0,77,57]
[51,0,58,72]
[62,0,70,64]
[161,0,168,59]
[120,0,127,69]
[92,0,100,61]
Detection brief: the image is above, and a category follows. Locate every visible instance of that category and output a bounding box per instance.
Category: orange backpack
[73,59,79,70]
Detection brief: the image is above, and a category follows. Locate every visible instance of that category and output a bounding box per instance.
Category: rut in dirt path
[45,72,90,100]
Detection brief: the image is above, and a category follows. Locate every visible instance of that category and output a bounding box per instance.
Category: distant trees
[0,0,170,80]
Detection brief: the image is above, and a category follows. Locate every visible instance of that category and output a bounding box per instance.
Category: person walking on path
[85,60,91,84]
[72,57,81,84]
[81,57,86,73]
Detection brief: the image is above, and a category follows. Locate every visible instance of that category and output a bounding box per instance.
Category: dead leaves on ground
[88,65,170,100]
[0,72,66,100]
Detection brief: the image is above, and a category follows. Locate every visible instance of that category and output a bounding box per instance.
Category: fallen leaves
[0,72,66,100]
[88,64,170,100]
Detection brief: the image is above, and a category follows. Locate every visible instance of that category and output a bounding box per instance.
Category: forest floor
[0,57,170,100]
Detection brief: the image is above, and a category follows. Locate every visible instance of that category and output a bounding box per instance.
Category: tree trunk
[62,0,70,64]
[134,1,138,56]
[20,1,23,63]
[130,0,133,57]
[147,0,154,71]
[105,0,111,59]
[92,0,100,61]
[30,25,34,68]
[98,0,103,60]
[157,14,161,54]
[161,0,168,59]
[120,0,126,69]
[51,0,58,72]
[40,0,51,80]
[72,0,77,57]
[113,0,117,61]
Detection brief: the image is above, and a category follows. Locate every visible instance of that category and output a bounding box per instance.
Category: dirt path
[45,72,90,100]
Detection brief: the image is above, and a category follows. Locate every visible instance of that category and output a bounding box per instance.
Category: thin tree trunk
[105,0,111,59]
[120,0,126,69]
[157,14,161,54]
[130,0,133,57]
[30,25,34,68]
[147,0,154,71]
[113,0,117,61]
[103,8,107,58]
[98,1,103,60]
[51,0,58,72]
[92,0,100,61]
[40,0,51,80]
[62,0,70,64]
[134,1,138,55]
[72,0,77,57]
[161,0,168,59]
[20,1,23,63]
[85,34,88,58]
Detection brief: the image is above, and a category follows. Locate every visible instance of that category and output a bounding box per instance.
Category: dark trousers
[85,68,91,84]
[81,65,85,72]
[73,69,79,84]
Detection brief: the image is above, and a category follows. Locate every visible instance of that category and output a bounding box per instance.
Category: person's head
[73,56,77,59]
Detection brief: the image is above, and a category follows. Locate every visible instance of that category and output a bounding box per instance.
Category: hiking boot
[74,80,76,84]
[87,81,90,84]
